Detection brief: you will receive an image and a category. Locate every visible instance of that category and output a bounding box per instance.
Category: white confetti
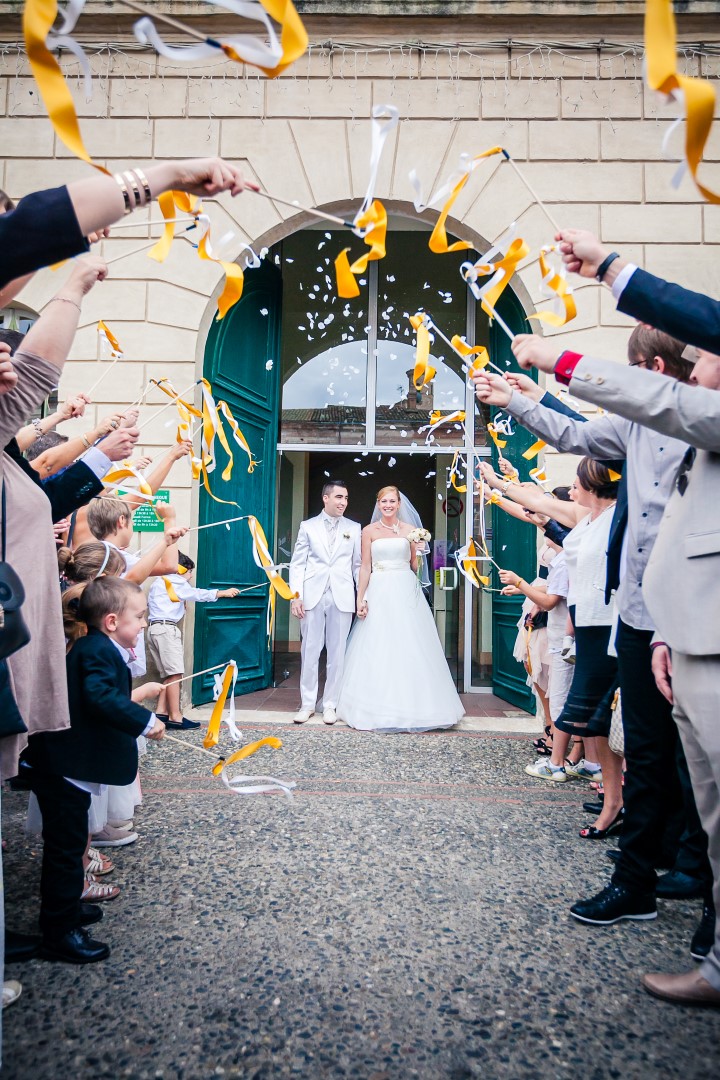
[388,457,396,467]
[259,307,268,316]
[265,359,273,370]
[400,431,408,438]
[387,274,396,282]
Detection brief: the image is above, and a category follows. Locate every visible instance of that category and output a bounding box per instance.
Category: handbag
[608,689,624,758]
[0,481,31,661]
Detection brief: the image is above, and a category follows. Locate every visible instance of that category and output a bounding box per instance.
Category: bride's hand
[357,600,368,618]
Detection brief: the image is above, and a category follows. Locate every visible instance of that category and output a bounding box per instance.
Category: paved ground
[3,719,720,1079]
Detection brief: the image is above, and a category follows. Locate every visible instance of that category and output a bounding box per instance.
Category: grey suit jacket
[566,355,720,656]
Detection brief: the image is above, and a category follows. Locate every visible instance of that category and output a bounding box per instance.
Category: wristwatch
[595,251,620,282]
[31,417,44,440]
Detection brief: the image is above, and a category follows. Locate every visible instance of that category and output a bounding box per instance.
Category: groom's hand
[291,599,305,619]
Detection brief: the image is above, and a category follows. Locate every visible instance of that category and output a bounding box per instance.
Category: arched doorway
[194,216,539,710]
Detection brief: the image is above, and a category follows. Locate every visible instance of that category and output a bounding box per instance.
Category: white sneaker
[91,825,139,847]
[293,708,314,724]
[2,981,22,1009]
[565,759,603,782]
[525,759,568,783]
[323,708,337,725]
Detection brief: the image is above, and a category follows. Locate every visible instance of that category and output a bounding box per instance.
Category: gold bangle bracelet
[133,167,152,205]
[123,170,141,209]
[114,173,132,215]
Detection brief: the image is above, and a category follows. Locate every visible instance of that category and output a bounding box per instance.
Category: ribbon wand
[501,150,562,235]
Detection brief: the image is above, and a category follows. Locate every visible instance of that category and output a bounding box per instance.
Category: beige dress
[0,349,71,779]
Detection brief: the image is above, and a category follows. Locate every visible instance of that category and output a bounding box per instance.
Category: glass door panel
[432,454,466,691]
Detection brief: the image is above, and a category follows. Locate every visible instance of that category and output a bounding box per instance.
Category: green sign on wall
[132,489,169,532]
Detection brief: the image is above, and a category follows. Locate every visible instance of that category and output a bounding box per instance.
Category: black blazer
[27,628,151,786]
[0,187,89,288]
[618,267,720,355]
[3,439,103,523]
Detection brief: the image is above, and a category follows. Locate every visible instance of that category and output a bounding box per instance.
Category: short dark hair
[0,189,15,213]
[322,480,347,498]
[0,328,25,355]
[627,325,693,382]
[551,485,571,502]
[78,577,142,631]
[178,552,195,572]
[576,457,620,500]
[25,430,68,462]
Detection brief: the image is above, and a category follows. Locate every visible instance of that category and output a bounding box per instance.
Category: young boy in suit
[27,577,165,964]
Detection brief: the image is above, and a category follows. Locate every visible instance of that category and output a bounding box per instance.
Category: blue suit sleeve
[618,267,720,354]
[0,187,89,287]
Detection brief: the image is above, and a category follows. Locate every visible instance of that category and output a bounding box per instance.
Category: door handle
[438,566,458,591]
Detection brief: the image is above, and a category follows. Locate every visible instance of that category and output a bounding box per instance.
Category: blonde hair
[58,541,125,584]
[86,496,132,540]
[376,485,401,503]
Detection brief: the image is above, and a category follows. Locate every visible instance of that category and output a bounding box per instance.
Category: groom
[289,481,362,725]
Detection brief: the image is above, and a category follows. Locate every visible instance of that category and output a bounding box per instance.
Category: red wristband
[650,641,668,651]
[554,350,584,386]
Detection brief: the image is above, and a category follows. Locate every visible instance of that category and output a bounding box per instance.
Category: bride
[336,485,465,733]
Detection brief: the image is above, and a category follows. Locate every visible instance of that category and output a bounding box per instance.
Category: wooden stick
[108,217,196,231]
[501,150,562,235]
[85,353,122,398]
[165,662,229,687]
[426,316,510,375]
[116,0,210,43]
[104,238,161,266]
[187,514,248,533]
[163,732,219,760]
[248,189,355,229]
[136,380,199,433]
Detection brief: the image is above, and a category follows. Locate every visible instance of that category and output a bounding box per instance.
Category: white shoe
[525,759,568,783]
[323,708,337,725]
[293,708,314,724]
[2,981,22,1009]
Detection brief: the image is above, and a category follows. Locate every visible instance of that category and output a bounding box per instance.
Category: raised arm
[478,462,584,529]
[30,412,124,479]
[15,392,90,452]
[498,568,562,611]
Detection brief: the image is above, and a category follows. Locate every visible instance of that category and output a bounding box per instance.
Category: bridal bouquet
[408,528,431,583]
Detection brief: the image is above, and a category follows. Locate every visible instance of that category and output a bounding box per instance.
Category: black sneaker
[691,902,716,961]
[570,883,657,925]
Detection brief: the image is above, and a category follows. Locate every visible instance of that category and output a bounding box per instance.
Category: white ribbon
[460,222,518,302]
[409,151,475,213]
[132,1,282,71]
[216,769,296,799]
[358,104,399,218]
[47,1,93,99]
[213,660,240,742]
[491,415,515,438]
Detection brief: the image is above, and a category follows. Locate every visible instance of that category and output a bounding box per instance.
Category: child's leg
[31,772,91,940]
[163,674,183,723]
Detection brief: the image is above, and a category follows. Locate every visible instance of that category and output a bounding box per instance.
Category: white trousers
[300,588,353,711]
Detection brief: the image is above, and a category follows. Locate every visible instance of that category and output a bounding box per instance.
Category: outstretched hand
[473,371,512,406]
[511,334,562,373]
[555,229,611,278]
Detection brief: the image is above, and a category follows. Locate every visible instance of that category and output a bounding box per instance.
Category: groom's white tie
[324,516,338,551]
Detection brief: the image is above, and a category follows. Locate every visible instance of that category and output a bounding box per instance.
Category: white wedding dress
[337,537,465,732]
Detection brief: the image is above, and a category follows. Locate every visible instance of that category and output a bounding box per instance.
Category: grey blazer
[566,355,720,656]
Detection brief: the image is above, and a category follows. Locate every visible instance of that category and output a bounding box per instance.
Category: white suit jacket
[289,514,362,612]
[567,354,720,656]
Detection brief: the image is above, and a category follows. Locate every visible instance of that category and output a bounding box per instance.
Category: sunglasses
[676,447,696,496]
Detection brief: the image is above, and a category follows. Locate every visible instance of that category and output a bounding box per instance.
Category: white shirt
[80,446,113,480]
[147,574,218,622]
[545,550,569,651]
[563,508,615,627]
[113,546,147,677]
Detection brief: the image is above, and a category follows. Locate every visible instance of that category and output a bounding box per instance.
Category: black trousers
[612,619,711,894]
[29,770,91,939]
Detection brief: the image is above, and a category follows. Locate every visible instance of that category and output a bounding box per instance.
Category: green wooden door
[192,261,282,705]
[489,289,538,712]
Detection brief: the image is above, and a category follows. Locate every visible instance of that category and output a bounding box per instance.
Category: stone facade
[1,5,720,510]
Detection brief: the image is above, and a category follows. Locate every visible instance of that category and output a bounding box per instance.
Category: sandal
[81,874,121,902]
[86,849,114,877]
[533,726,553,751]
[579,809,624,840]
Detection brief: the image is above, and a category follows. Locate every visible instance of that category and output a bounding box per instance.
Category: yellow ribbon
[522,439,546,460]
[486,423,508,451]
[163,577,181,603]
[456,538,490,588]
[220,1,308,78]
[247,515,298,638]
[203,662,236,750]
[197,229,246,321]
[148,192,199,263]
[429,147,504,253]
[23,0,108,173]
[529,247,578,328]
[152,378,203,418]
[408,314,437,390]
[450,335,490,375]
[335,200,388,299]
[211,736,284,777]
[103,461,153,501]
[645,0,720,203]
[608,469,623,482]
[529,466,548,484]
[217,400,259,474]
[97,321,123,358]
[449,450,467,493]
[464,236,530,321]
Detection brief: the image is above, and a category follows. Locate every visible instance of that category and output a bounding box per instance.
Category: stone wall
[2,17,720,512]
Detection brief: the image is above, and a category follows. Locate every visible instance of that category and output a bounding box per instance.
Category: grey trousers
[671,651,720,989]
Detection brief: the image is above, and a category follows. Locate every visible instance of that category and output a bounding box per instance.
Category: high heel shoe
[533,726,553,754]
[579,809,624,840]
